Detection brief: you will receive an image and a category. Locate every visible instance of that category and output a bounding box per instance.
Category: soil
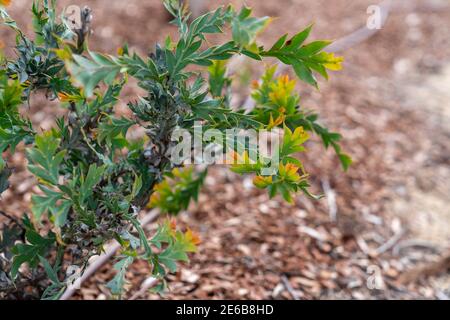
[0,0,449,300]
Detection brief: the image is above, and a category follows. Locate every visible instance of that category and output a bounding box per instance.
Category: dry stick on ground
[356,221,405,257]
[373,228,405,257]
[129,276,159,300]
[393,239,442,256]
[281,275,300,300]
[356,236,372,256]
[61,0,396,300]
[321,179,337,222]
[60,210,160,300]
[326,0,392,53]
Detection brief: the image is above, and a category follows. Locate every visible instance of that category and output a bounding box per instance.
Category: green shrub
[0,0,350,299]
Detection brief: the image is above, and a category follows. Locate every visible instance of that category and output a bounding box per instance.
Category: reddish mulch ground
[1,0,449,300]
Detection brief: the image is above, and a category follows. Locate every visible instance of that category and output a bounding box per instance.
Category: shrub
[0,0,350,299]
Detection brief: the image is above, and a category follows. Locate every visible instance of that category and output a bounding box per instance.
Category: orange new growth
[0,0,12,7]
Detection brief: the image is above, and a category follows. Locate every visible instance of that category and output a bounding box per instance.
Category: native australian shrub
[0,0,350,299]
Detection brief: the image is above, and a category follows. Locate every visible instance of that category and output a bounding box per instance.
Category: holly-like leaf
[26,131,65,186]
[31,186,63,222]
[50,199,72,228]
[158,230,198,273]
[0,72,32,155]
[11,216,55,279]
[98,116,135,145]
[67,52,123,97]
[231,6,270,48]
[106,256,134,296]
[150,220,175,250]
[261,25,343,87]
[79,164,105,204]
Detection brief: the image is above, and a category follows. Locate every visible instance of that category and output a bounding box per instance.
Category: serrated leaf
[31,186,63,222]
[50,199,72,228]
[79,164,105,204]
[11,216,55,279]
[158,228,199,273]
[98,116,135,145]
[232,6,270,48]
[106,256,134,295]
[158,243,189,273]
[67,53,122,97]
[26,132,65,186]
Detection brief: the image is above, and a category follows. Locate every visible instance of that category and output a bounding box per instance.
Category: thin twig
[327,0,393,53]
[60,209,160,300]
[281,275,300,300]
[299,225,328,242]
[393,239,442,256]
[356,236,372,256]
[129,276,159,300]
[373,229,405,256]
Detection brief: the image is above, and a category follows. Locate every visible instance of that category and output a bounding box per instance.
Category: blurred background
[0,0,449,299]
